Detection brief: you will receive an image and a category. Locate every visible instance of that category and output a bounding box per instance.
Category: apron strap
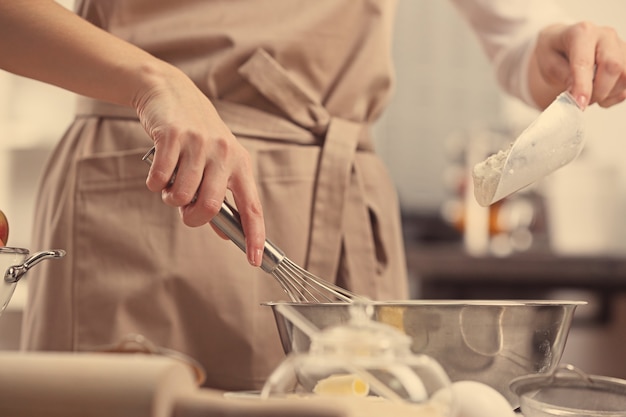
[237,48,376,283]
[238,49,330,135]
[305,118,362,281]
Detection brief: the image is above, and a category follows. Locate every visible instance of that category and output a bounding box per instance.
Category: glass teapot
[261,302,455,416]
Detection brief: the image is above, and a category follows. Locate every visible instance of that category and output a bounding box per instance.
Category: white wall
[0,76,75,249]
[0,1,76,320]
[0,0,76,250]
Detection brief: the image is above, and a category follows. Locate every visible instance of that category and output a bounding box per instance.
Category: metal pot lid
[510,364,626,416]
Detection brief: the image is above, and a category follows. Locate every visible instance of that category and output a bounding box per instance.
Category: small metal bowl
[510,364,626,416]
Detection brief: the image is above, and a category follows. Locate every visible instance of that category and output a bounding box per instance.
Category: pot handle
[4,249,66,284]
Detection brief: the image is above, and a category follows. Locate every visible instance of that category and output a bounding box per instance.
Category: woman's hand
[529,21,626,109]
[137,65,266,267]
[0,0,265,266]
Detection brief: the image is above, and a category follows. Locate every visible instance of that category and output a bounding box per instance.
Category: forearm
[0,0,175,108]
[0,1,267,262]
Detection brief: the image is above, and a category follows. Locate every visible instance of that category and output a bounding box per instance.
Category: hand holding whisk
[142,146,366,303]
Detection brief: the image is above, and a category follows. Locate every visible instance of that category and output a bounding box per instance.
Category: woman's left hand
[529,21,626,109]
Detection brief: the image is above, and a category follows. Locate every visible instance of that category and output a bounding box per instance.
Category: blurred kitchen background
[2,0,626,379]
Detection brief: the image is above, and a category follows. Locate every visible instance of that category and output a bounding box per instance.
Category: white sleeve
[449,0,572,108]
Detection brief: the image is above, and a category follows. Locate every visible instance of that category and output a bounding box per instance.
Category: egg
[433,380,516,417]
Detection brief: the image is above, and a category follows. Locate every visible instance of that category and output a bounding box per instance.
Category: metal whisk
[142,147,364,303]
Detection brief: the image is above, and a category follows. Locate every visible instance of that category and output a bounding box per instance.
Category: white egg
[433,380,516,417]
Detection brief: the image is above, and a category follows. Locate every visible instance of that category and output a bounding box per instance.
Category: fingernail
[249,248,263,267]
[576,94,588,110]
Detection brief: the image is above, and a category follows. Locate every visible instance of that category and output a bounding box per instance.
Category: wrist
[129,60,183,110]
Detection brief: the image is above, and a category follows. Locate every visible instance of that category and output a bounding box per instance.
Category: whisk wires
[272,258,367,303]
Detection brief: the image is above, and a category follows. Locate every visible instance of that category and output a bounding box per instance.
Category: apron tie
[237,49,378,286]
[238,49,330,135]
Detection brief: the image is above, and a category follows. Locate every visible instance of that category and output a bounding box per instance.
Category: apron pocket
[254,145,320,265]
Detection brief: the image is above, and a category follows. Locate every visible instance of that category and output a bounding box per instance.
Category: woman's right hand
[135,65,266,267]
[0,1,265,265]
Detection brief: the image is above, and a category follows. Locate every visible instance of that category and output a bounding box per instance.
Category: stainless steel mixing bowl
[265,300,584,408]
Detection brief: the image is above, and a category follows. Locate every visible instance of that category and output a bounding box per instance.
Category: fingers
[590,28,623,103]
[137,70,266,267]
[593,32,626,107]
[229,161,266,268]
[146,133,212,212]
[159,134,206,209]
[174,133,239,227]
[145,137,180,193]
[562,22,598,108]
[146,132,266,268]
[544,21,626,110]
[177,140,229,228]
[180,142,266,267]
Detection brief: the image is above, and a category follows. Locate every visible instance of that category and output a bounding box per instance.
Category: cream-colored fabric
[21,0,408,392]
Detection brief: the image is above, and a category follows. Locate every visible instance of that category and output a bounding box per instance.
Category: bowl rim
[263,299,588,307]
[0,247,29,255]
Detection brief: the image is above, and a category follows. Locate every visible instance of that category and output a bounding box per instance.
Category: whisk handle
[212,201,285,274]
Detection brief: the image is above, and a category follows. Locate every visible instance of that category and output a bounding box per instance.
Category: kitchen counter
[0,351,463,417]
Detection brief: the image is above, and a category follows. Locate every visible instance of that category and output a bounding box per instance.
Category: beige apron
[21,0,408,391]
